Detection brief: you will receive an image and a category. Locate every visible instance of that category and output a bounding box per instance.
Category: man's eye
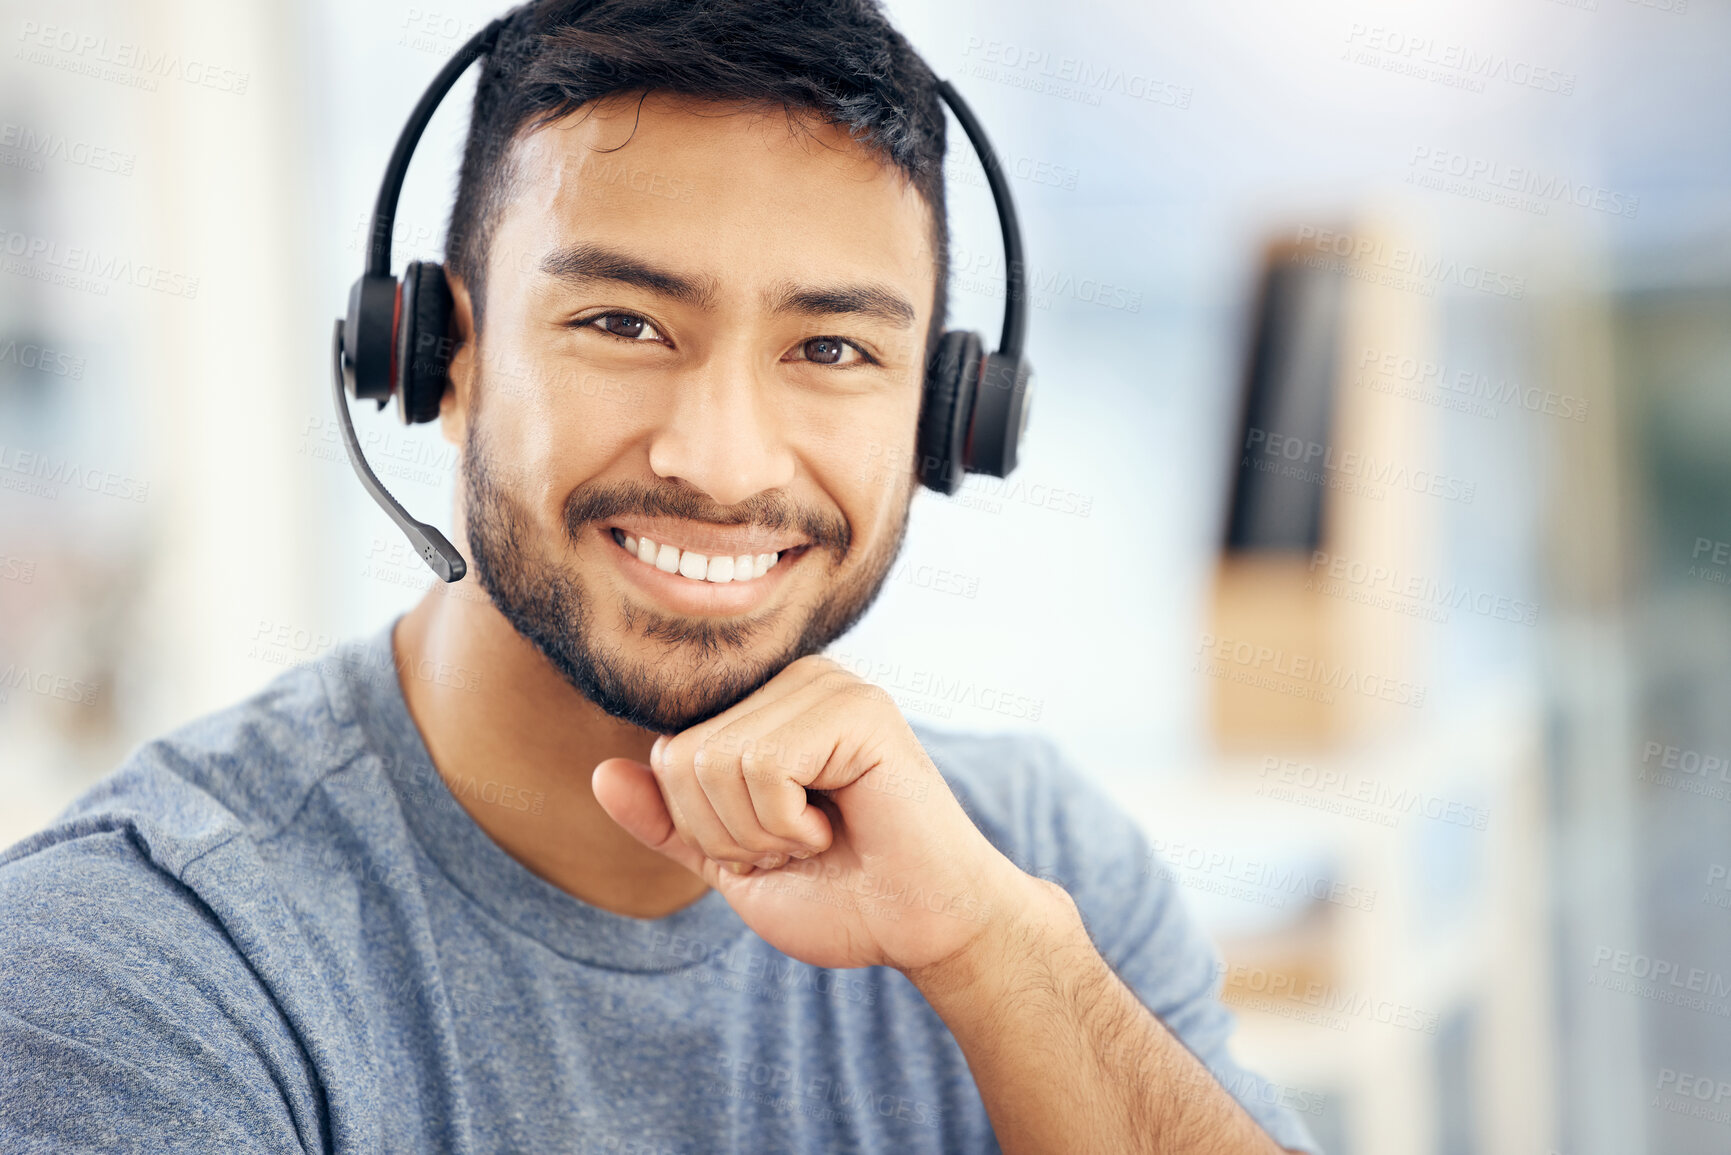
[580,313,662,342]
[792,337,868,366]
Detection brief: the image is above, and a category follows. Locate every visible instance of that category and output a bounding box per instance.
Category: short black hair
[446,0,950,356]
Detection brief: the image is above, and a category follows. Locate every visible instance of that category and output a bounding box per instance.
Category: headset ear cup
[395,261,455,425]
[917,330,983,495]
[963,352,1032,478]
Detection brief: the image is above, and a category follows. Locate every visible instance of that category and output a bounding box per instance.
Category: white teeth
[621,530,786,583]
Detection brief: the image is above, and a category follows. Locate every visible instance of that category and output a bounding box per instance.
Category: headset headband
[357,25,1027,350]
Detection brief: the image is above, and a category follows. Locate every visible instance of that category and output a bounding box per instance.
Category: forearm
[906,879,1288,1155]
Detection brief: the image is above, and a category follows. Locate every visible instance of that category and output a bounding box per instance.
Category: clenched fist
[591,655,1043,975]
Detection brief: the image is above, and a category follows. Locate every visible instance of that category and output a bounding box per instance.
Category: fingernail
[650,734,667,769]
[756,855,786,870]
[724,862,752,876]
[790,849,813,861]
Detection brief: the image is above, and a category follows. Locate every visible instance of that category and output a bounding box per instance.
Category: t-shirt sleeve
[0,829,322,1154]
[1020,738,1326,1155]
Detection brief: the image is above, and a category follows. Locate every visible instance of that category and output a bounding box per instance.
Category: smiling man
[0,2,1321,1153]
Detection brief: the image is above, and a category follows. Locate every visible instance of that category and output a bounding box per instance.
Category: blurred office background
[2,0,1728,1151]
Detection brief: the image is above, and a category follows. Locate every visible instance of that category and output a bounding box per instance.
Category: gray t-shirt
[0,621,1321,1153]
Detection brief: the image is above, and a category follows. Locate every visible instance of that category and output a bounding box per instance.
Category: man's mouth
[608,526,812,585]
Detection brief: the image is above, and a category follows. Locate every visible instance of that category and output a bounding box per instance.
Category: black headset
[333,10,1034,584]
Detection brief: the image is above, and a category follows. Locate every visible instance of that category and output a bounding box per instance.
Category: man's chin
[556,634,799,734]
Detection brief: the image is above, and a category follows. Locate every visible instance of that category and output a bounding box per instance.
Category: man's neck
[391,585,712,920]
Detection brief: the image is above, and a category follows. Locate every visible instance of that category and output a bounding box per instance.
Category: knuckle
[850,680,894,709]
[692,745,730,785]
[814,665,857,690]
[737,742,776,782]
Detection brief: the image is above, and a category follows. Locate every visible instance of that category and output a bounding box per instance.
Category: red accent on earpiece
[961,350,987,465]
[387,282,403,396]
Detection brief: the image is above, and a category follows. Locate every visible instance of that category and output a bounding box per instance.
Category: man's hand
[591,655,1044,973]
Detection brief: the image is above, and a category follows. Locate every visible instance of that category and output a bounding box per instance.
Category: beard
[459,382,915,735]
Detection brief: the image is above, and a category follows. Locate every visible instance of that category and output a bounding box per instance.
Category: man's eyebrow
[537,243,718,309]
[767,283,917,330]
[537,242,916,329]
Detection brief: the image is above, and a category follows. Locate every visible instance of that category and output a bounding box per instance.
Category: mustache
[561,481,851,555]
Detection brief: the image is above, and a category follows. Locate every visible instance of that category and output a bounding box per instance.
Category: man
[0,2,1321,1152]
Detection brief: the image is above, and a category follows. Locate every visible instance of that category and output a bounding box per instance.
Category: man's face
[446,93,936,734]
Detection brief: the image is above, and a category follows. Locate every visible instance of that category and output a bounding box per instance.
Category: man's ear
[440,269,476,446]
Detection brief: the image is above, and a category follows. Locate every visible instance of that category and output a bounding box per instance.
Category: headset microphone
[332,11,1034,582]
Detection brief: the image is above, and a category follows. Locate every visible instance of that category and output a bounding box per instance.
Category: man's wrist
[900,867,1088,1008]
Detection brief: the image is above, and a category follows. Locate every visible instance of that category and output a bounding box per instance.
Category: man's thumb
[590,758,707,875]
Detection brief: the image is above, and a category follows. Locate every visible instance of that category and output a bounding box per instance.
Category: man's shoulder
[0,800,327,1154]
[2,636,379,881]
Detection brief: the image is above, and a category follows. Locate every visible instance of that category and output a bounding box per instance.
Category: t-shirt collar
[322,617,751,973]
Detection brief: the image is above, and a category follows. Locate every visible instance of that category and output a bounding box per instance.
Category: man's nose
[646,357,797,507]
